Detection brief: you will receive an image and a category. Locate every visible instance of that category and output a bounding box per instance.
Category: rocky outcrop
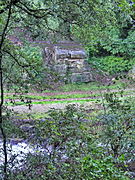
[43,41,93,83]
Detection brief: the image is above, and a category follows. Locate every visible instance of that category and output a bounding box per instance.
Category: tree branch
[15,3,52,19]
[0,0,20,14]
[0,1,13,179]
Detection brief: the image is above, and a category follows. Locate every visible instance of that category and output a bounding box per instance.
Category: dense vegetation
[0,0,135,86]
[0,0,135,179]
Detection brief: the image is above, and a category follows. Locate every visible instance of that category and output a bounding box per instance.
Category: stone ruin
[43,41,93,83]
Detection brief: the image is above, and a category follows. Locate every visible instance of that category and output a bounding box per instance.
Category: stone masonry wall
[43,41,93,83]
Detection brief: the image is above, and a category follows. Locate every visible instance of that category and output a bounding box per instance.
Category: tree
[72,0,135,58]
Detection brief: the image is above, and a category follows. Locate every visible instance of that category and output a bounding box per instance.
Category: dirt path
[8,102,101,114]
[7,87,135,114]
[5,87,135,97]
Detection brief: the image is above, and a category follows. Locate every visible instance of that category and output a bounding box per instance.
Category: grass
[6,98,100,106]
[5,93,101,100]
[5,89,135,101]
[50,81,127,92]
[4,80,128,94]
[5,94,135,107]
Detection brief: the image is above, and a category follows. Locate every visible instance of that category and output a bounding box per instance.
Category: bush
[6,104,130,179]
[99,93,135,166]
[88,56,135,75]
[17,104,128,180]
[81,155,129,180]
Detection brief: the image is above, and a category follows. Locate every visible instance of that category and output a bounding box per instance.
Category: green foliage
[2,109,25,138]
[3,44,44,88]
[99,28,135,57]
[23,104,128,179]
[2,104,131,179]
[1,0,135,179]
[88,56,135,75]
[19,45,42,66]
[72,1,135,58]
[99,93,135,161]
[3,43,60,90]
[81,155,128,180]
[35,104,87,147]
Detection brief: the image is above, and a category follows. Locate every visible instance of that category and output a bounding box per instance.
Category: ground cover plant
[6,98,100,106]
[4,92,104,100]
[98,95,135,178]
[88,56,135,75]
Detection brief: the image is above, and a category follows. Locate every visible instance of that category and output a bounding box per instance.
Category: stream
[0,139,135,179]
[0,139,53,169]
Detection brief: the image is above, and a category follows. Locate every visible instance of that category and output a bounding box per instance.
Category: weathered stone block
[70,50,86,59]
[68,66,84,73]
[70,73,82,83]
[70,72,93,83]
[53,64,67,74]
[129,66,135,79]
[55,48,70,59]
[81,72,93,82]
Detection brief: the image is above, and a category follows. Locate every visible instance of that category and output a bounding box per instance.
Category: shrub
[81,155,129,180]
[99,93,135,165]
[6,104,129,179]
[88,56,135,75]
[31,104,129,179]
